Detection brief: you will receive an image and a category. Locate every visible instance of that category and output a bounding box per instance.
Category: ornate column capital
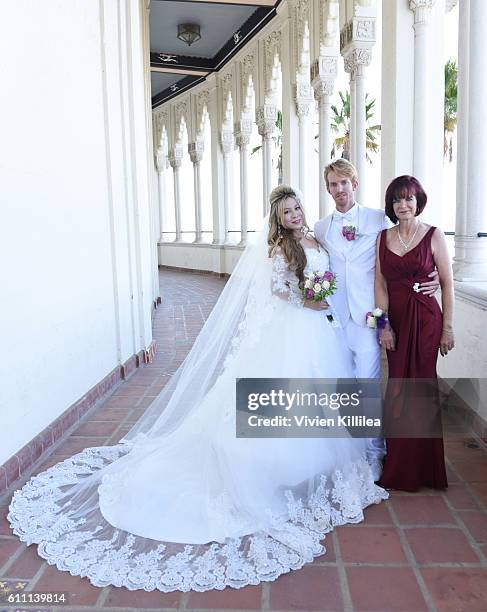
[155,148,167,173]
[188,141,204,164]
[294,82,314,118]
[256,105,277,138]
[343,47,372,75]
[220,130,234,157]
[409,0,436,25]
[311,57,337,100]
[234,118,252,148]
[168,147,183,169]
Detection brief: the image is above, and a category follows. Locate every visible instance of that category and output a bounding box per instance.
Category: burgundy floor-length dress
[378,226,448,491]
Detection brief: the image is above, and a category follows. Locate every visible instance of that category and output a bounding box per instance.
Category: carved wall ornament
[294,0,310,71]
[311,57,338,82]
[340,21,354,52]
[409,0,435,9]
[264,31,281,93]
[158,54,178,63]
[355,19,375,41]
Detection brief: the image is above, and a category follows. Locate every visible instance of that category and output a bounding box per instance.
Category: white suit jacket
[314,205,390,328]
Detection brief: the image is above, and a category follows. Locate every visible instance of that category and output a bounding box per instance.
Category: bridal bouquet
[302,271,337,302]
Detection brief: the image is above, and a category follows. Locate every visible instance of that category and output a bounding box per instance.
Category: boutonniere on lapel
[342,225,358,241]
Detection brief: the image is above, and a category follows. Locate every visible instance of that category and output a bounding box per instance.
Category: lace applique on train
[8,445,387,592]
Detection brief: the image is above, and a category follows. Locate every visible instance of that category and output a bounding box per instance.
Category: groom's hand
[419,270,440,296]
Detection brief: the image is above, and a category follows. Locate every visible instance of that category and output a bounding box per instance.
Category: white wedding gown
[8,244,388,592]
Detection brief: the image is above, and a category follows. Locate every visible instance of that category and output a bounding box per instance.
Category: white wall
[158,243,243,275]
[0,0,157,465]
[437,285,487,422]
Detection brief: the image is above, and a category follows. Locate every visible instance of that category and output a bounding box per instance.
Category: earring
[278,224,282,237]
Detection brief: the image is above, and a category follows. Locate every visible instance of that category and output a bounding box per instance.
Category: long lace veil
[123,215,272,443]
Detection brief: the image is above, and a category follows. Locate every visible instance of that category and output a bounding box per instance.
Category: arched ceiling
[150,0,280,108]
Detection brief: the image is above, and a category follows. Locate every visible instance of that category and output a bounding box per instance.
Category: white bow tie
[334,210,353,221]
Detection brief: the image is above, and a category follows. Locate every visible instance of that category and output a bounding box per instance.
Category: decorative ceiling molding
[155,0,277,5]
[151,66,210,77]
[151,2,280,108]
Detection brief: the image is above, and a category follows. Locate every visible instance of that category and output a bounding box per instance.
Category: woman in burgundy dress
[374,175,455,491]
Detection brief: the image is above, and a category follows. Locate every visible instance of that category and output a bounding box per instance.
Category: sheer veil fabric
[8,216,388,592]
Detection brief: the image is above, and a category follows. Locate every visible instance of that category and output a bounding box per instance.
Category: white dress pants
[344,318,386,461]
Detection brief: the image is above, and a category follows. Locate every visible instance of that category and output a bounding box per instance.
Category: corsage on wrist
[366,308,389,330]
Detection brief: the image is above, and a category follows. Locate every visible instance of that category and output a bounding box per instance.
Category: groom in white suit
[314,159,438,478]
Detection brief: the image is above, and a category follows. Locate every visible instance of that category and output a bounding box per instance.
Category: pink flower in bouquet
[306,289,314,298]
[323,271,334,281]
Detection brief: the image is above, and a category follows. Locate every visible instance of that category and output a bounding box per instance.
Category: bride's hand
[305,299,329,311]
[379,324,396,351]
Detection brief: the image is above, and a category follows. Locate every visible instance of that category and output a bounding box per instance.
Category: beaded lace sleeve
[271,248,305,308]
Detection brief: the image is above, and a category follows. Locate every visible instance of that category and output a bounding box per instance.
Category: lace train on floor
[8,443,388,592]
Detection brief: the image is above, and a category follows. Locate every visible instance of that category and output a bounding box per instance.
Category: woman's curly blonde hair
[267,185,309,286]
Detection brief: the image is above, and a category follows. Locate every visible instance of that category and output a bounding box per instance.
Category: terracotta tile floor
[1,269,487,612]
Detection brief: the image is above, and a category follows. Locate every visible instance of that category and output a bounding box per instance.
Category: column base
[453,263,487,282]
[453,236,487,281]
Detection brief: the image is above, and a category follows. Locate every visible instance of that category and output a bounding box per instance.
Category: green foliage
[329,91,381,163]
[444,58,458,162]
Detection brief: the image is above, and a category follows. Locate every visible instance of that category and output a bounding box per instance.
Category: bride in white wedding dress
[8,186,388,592]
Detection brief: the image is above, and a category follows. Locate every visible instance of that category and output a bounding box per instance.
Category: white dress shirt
[331,202,359,254]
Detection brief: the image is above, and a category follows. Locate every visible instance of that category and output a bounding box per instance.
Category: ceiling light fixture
[177,23,201,47]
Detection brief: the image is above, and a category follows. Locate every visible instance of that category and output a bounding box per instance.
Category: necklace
[396,223,420,251]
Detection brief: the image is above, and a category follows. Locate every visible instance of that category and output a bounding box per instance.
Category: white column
[235,122,251,245]
[155,148,167,242]
[354,63,367,203]
[410,0,435,186]
[453,0,469,273]
[454,0,487,280]
[207,77,225,245]
[344,49,372,203]
[314,84,333,216]
[168,149,183,242]
[188,141,204,243]
[311,55,338,218]
[349,72,356,164]
[257,105,276,216]
[221,130,234,244]
[295,83,313,201]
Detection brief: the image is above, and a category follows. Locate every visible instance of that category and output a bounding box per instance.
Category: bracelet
[366,308,389,330]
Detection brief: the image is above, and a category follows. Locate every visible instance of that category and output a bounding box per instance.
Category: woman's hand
[305,299,329,311]
[379,324,396,351]
[440,328,455,356]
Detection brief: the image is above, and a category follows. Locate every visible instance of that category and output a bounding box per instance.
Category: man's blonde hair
[324,159,358,188]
